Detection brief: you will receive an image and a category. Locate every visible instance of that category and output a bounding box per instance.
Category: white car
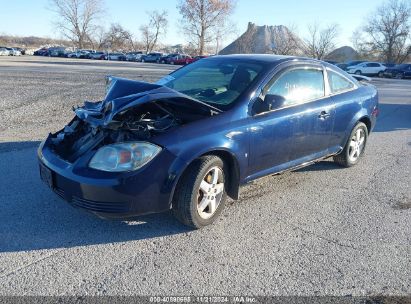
[5,48,21,56]
[0,48,9,56]
[347,62,386,77]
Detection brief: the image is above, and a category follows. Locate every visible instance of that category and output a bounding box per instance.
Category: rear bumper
[38,136,184,219]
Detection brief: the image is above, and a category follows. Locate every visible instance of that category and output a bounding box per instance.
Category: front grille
[71,196,130,213]
[52,186,130,214]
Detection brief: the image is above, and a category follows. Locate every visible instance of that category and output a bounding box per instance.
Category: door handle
[318,110,331,119]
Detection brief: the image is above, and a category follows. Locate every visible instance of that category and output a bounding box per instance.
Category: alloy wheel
[348,129,365,162]
[197,166,224,220]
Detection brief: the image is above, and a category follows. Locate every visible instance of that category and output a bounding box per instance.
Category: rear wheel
[173,156,226,228]
[395,72,404,79]
[355,70,362,75]
[378,71,384,77]
[334,122,368,167]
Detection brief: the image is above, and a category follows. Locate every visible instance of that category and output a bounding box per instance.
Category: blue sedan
[38,55,379,228]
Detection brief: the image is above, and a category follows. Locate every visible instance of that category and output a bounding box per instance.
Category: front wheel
[355,70,362,75]
[333,122,368,167]
[173,156,226,228]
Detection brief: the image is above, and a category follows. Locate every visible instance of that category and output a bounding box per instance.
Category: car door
[362,63,372,74]
[325,68,358,150]
[372,63,383,74]
[248,65,335,178]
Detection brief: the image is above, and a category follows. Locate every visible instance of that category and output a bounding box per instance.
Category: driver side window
[266,68,325,107]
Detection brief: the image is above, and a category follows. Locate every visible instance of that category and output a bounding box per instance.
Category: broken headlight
[89,142,161,172]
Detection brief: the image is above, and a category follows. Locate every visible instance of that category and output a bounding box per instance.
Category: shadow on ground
[0,141,190,253]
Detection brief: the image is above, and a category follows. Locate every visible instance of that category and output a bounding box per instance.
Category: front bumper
[38,136,184,219]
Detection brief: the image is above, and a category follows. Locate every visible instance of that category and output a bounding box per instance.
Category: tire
[355,70,362,75]
[170,61,175,65]
[141,59,145,63]
[172,156,227,229]
[378,71,384,78]
[333,122,368,168]
[395,72,404,79]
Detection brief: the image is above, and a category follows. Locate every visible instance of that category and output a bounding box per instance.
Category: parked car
[166,54,193,65]
[67,51,85,58]
[67,50,90,59]
[79,51,92,59]
[126,52,143,62]
[347,62,386,77]
[107,52,126,61]
[66,52,78,58]
[49,47,67,57]
[34,48,49,56]
[141,52,163,63]
[38,55,379,228]
[336,60,366,71]
[159,53,177,64]
[0,48,9,56]
[6,48,21,56]
[89,52,107,60]
[383,63,396,68]
[191,55,208,62]
[13,47,25,55]
[383,64,411,79]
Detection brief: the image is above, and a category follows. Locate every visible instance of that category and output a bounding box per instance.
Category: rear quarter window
[328,70,355,94]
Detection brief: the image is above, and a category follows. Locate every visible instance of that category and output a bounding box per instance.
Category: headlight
[89,142,161,172]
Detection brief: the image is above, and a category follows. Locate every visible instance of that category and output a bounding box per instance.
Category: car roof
[208,54,325,66]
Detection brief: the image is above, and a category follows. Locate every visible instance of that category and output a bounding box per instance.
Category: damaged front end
[49,77,221,163]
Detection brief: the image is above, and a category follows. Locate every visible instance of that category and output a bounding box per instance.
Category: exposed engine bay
[50,77,222,162]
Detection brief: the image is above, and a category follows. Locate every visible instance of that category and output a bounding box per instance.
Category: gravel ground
[0,56,410,296]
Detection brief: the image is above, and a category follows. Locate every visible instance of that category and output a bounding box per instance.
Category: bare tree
[139,10,168,54]
[355,0,411,63]
[50,0,105,49]
[303,22,340,59]
[177,0,236,55]
[101,23,134,51]
[270,24,302,56]
[213,21,237,54]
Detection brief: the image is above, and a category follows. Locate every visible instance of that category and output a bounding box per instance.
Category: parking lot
[0,56,410,296]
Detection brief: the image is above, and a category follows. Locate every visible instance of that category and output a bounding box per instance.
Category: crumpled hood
[74,76,222,127]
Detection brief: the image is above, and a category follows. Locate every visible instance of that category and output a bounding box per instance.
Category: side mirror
[253,94,286,115]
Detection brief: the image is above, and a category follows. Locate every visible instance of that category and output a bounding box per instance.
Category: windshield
[157,58,264,109]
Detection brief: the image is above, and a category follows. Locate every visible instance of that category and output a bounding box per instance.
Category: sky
[0,0,388,48]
